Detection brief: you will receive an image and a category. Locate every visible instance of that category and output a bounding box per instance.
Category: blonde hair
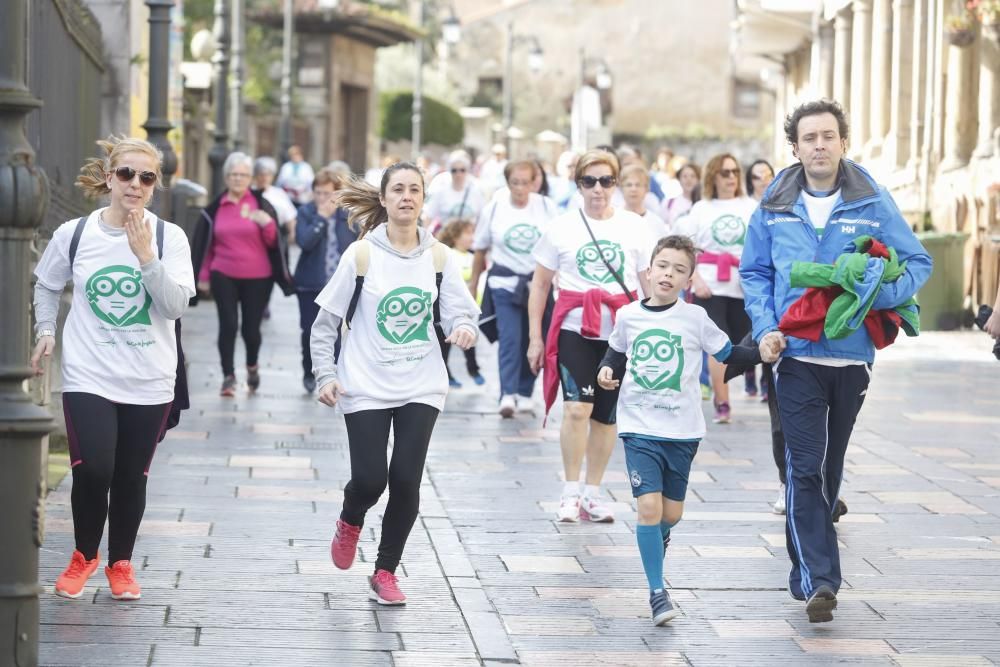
[338,162,423,238]
[574,149,620,182]
[75,135,163,200]
[620,163,650,186]
[702,153,743,200]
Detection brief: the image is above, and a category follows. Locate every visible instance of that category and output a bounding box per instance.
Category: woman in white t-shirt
[526,150,653,524]
[684,153,758,425]
[310,163,480,606]
[470,160,555,417]
[621,163,669,243]
[31,137,195,602]
[425,150,485,234]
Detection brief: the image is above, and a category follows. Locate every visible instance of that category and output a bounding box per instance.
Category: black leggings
[341,403,439,574]
[63,393,171,563]
[210,271,273,376]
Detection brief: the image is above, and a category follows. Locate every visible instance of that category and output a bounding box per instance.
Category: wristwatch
[35,329,55,341]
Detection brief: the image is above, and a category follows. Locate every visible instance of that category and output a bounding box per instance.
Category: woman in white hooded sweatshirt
[310,162,480,605]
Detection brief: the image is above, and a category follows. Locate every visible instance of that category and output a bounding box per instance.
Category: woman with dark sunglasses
[192,151,294,397]
[527,149,653,524]
[31,136,195,601]
[683,153,758,424]
[425,150,484,234]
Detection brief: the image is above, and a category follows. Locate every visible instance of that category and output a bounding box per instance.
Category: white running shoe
[773,483,787,514]
[556,494,581,522]
[579,493,615,523]
[499,394,516,418]
[516,396,535,413]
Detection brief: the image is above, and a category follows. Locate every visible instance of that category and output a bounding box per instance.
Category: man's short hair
[650,235,697,274]
[784,99,850,145]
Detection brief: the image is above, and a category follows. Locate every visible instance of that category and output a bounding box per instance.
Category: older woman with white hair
[426,150,485,233]
[253,156,298,243]
[192,151,293,396]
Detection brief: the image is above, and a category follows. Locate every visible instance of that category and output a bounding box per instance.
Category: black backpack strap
[345,276,364,329]
[344,240,370,329]
[433,270,443,326]
[156,217,165,260]
[68,216,87,268]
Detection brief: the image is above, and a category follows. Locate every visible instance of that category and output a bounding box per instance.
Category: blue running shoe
[649,589,680,626]
[472,374,486,386]
[449,378,462,389]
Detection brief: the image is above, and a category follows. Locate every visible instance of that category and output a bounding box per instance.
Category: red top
[199,191,278,281]
[542,288,637,421]
[697,250,740,283]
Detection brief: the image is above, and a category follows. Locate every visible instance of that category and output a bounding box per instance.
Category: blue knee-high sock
[636,524,665,591]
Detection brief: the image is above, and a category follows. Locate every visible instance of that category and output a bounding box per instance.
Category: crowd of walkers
[34,98,956,628]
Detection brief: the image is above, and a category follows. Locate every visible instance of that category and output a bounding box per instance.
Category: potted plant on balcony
[945,9,977,46]
[968,0,1000,41]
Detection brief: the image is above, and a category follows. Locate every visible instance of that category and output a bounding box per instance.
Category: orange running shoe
[55,550,100,599]
[105,560,141,600]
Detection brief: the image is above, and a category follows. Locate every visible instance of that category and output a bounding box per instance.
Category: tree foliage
[379,91,463,145]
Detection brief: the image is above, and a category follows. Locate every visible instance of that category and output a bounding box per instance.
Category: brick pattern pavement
[38,289,1000,666]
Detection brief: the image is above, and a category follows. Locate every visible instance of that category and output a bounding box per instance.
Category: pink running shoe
[368,569,406,605]
[330,519,362,570]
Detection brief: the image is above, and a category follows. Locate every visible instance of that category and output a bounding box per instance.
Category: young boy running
[597,235,759,625]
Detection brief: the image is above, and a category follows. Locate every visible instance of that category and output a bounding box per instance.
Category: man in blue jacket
[740,99,932,623]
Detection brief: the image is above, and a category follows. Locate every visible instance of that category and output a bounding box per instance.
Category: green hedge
[379,91,464,146]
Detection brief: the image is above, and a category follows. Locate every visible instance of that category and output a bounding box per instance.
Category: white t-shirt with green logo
[608,300,730,440]
[33,211,196,404]
[473,193,553,292]
[532,207,654,339]
[685,196,758,299]
[314,241,479,413]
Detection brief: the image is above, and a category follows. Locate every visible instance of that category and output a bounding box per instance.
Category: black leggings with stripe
[63,392,170,564]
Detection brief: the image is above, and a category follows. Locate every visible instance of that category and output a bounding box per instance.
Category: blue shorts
[622,435,699,501]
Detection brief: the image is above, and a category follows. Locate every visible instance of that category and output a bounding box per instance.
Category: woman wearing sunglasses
[31,136,195,601]
[527,149,653,523]
[192,151,293,397]
[425,150,484,234]
[683,153,758,424]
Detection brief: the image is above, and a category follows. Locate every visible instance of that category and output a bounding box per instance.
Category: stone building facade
[736,0,1000,307]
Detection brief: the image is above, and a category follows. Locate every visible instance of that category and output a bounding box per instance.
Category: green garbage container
[915,231,968,331]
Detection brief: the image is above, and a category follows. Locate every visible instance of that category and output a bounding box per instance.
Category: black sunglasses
[451,168,467,174]
[113,166,157,186]
[578,175,616,189]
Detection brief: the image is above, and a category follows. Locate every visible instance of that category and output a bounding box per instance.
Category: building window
[733,80,762,119]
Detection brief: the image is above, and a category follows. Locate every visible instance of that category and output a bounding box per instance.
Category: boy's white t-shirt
[686,196,758,299]
[33,210,196,404]
[473,193,553,291]
[532,208,654,339]
[608,299,730,440]
[314,242,477,413]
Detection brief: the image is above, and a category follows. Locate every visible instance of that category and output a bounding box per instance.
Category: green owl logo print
[710,214,746,247]
[503,224,541,254]
[376,286,433,344]
[629,328,684,391]
[575,240,625,285]
[86,265,153,327]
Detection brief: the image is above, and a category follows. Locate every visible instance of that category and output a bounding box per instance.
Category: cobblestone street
[39,291,1000,666]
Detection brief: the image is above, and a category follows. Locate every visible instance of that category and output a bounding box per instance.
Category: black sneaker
[805,585,837,623]
[303,374,316,394]
[247,365,260,393]
[649,589,680,626]
[220,374,237,397]
[832,499,848,523]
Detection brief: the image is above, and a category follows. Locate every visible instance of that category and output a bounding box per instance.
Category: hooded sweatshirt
[311,224,480,413]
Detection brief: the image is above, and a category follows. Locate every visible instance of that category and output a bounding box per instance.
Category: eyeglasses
[113,166,157,186]
[718,168,739,179]
[508,179,531,187]
[451,168,467,174]
[578,175,616,189]
[228,172,252,179]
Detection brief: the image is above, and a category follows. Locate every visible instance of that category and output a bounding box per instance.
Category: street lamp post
[411,0,425,161]
[143,0,179,216]
[208,0,231,196]
[501,21,543,153]
[230,0,246,151]
[0,0,55,663]
[278,0,293,159]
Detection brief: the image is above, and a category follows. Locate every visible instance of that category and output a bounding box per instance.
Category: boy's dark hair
[784,99,850,145]
[650,235,697,274]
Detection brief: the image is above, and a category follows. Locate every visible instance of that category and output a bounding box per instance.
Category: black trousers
[63,392,171,563]
[340,403,439,574]
[210,271,273,376]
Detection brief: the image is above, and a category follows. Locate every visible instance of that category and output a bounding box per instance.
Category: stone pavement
[38,288,1000,667]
